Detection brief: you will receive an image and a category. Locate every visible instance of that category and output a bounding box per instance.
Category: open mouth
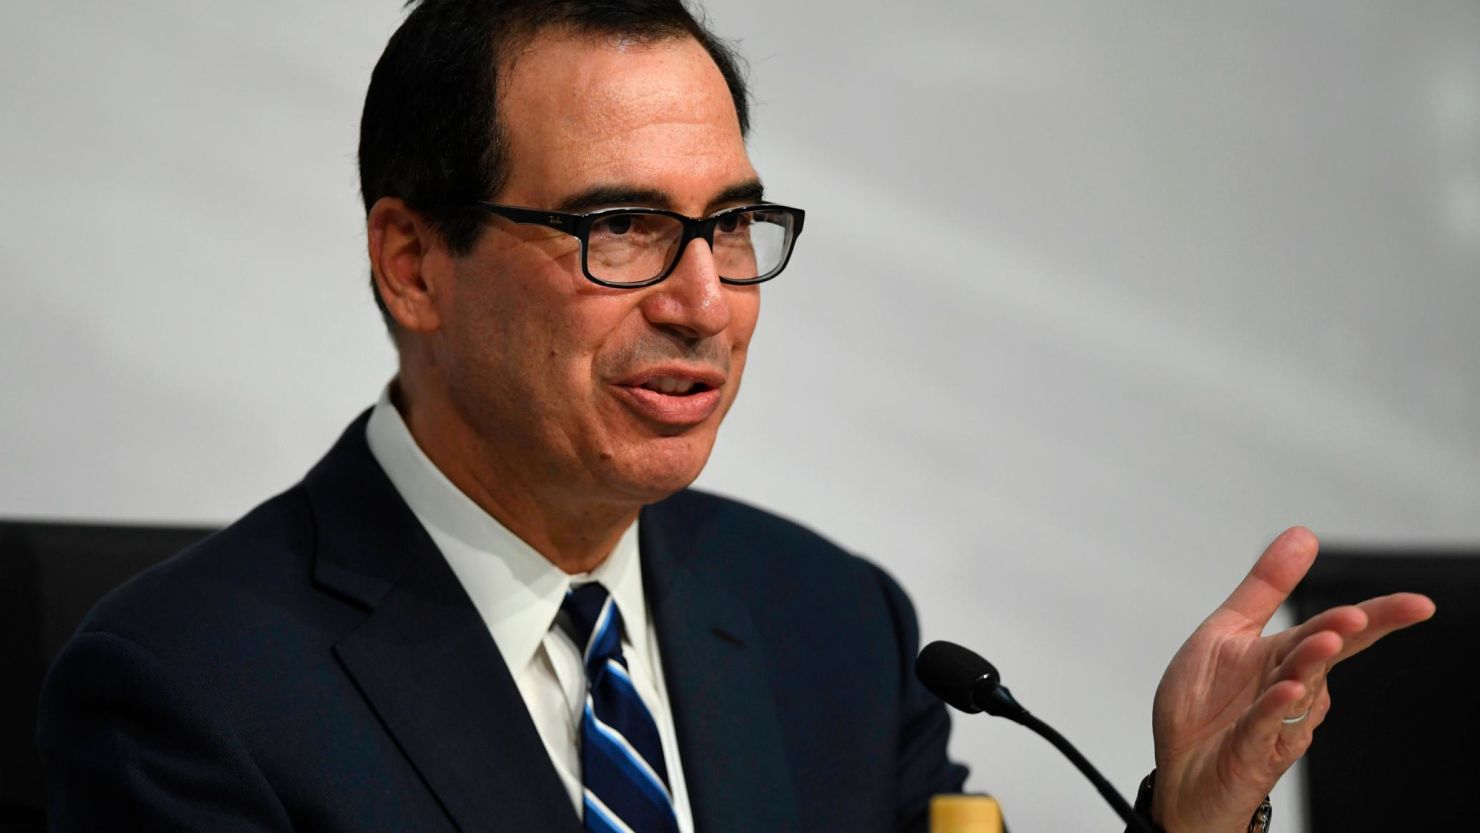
[637,377,713,396]
[616,371,725,426]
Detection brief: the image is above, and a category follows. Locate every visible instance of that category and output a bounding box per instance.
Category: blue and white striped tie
[562,583,680,833]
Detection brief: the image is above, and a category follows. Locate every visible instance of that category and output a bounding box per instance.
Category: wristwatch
[1132,770,1273,833]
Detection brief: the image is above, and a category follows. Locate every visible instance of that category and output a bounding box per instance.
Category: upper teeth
[644,377,696,394]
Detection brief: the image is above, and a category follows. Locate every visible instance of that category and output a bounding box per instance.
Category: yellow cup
[930,794,1004,833]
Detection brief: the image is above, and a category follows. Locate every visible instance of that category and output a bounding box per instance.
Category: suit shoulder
[79,485,319,648]
[650,488,882,588]
[654,488,850,553]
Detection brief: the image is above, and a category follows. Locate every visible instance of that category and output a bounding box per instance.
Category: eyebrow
[554,179,767,215]
[709,180,766,212]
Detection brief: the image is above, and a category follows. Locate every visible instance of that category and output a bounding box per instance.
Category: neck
[392,380,637,575]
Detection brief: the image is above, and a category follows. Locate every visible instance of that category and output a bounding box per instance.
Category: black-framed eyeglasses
[471,202,805,288]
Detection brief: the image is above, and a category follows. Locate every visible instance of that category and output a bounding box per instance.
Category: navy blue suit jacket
[38,413,967,831]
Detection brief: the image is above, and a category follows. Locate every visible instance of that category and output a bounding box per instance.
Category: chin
[606,434,715,503]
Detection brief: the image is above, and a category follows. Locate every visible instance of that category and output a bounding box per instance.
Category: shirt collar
[364,384,649,673]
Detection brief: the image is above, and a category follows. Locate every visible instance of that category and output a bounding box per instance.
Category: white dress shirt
[364,388,694,831]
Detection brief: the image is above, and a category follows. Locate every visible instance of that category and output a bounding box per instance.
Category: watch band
[1249,794,1273,833]
[1131,770,1272,833]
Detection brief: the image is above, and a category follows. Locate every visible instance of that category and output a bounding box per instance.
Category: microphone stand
[919,642,1158,833]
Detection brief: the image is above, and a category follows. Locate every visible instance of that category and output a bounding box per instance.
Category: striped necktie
[561,583,680,833]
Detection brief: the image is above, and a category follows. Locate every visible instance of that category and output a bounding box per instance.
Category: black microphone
[916,640,1157,833]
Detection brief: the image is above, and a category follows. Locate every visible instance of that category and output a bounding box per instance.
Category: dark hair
[357,0,751,328]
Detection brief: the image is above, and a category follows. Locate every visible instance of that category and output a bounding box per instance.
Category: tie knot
[561,582,622,666]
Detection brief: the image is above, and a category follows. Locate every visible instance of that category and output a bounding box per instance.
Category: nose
[639,236,732,339]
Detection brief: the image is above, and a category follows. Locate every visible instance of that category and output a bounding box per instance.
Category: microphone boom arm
[916,641,1157,833]
[1005,702,1153,833]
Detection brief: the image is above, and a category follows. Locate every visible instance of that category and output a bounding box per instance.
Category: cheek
[728,289,761,358]
[450,253,575,357]
[436,268,551,404]
[528,301,648,424]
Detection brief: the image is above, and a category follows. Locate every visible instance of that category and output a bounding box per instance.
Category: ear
[367,197,449,334]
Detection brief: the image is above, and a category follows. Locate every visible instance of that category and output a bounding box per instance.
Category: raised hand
[1148,527,1435,833]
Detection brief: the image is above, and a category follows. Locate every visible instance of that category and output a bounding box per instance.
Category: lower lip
[614,385,723,427]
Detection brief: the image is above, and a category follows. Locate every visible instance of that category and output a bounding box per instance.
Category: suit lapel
[306,414,581,833]
[641,501,801,833]
[302,413,802,833]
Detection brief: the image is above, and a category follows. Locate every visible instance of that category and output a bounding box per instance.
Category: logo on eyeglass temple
[548,216,565,225]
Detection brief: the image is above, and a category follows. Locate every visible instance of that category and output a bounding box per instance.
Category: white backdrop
[4,2,1478,830]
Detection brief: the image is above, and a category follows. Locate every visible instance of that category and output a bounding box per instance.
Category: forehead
[495,31,755,207]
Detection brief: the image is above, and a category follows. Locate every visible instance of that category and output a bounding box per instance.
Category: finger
[1275,682,1331,759]
[1270,605,1367,665]
[1219,527,1320,629]
[1334,592,1437,662]
[1268,630,1342,714]
[1307,682,1332,726]
[1232,678,1307,764]
[1309,683,1332,727]
[1271,629,1343,684]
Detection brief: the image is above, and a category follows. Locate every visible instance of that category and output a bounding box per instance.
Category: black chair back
[0,520,214,831]
[1289,549,1476,833]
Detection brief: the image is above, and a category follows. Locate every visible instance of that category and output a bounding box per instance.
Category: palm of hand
[1145,528,1434,833]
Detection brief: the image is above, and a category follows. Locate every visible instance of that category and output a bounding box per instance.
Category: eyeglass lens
[586,208,793,285]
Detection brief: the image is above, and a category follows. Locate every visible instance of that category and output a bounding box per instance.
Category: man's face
[428,32,762,508]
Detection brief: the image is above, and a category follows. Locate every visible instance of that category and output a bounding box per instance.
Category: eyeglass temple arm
[476,203,580,231]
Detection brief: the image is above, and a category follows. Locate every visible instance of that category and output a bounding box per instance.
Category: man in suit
[39,2,1434,831]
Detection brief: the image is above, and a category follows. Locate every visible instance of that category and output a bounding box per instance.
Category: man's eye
[598,215,634,236]
[716,213,752,234]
